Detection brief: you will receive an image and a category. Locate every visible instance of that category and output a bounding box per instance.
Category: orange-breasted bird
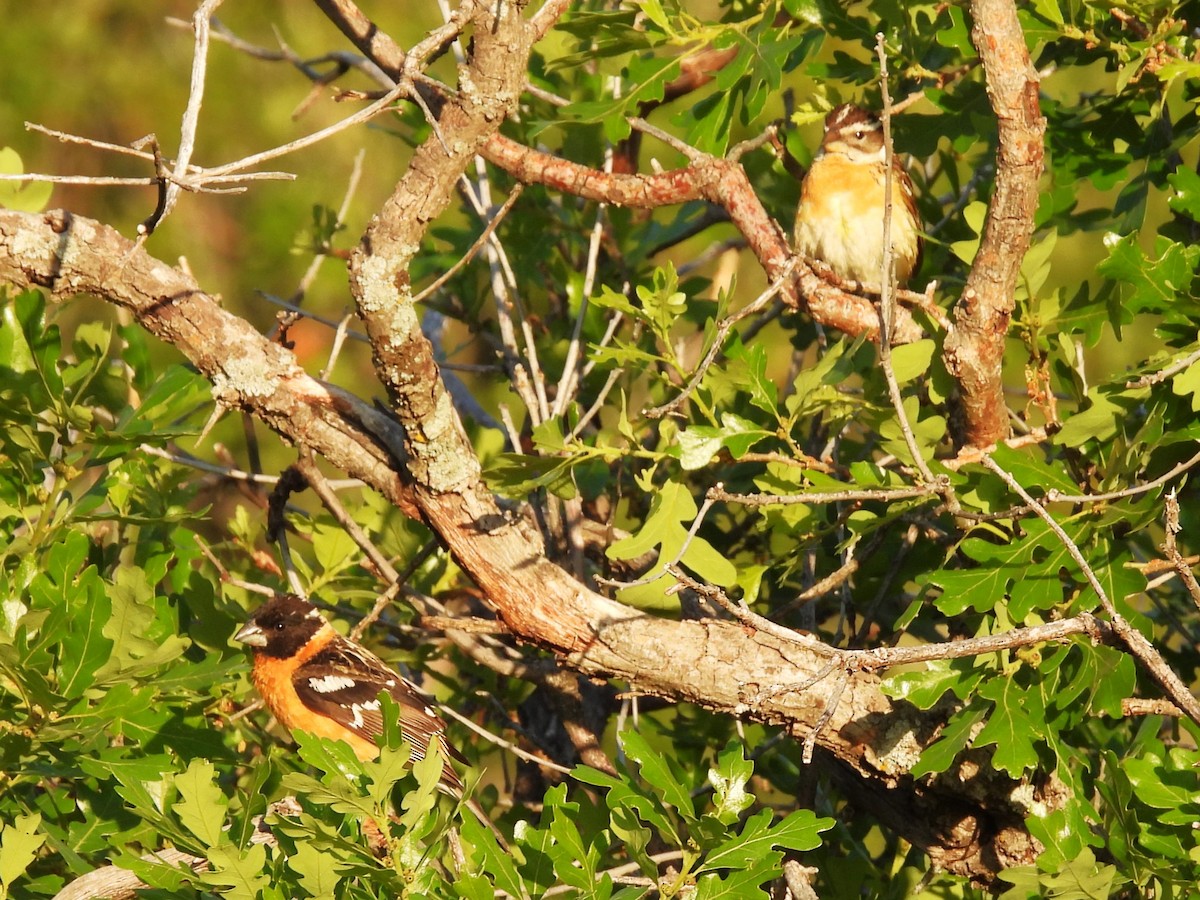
[234,593,464,791]
[793,103,923,288]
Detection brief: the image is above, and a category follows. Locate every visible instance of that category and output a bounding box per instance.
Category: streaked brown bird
[793,103,923,288]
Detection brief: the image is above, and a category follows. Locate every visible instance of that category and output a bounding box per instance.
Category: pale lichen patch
[11,227,46,262]
[1007,782,1048,818]
[212,353,282,400]
[867,718,925,775]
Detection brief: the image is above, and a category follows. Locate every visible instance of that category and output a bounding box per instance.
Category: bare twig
[552,143,611,420]
[293,453,441,621]
[981,453,1200,723]
[668,566,840,659]
[1045,449,1200,504]
[438,702,573,775]
[874,36,946,503]
[413,184,524,304]
[709,483,938,507]
[772,543,874,619]
[802,668,848,764]
[142,0,224,233]
[1120,697,1184,717]
[1163,491,1200,612]
[782,859,821,900]
[291,148,365,309]
[598,493,720,590]
[1126,345,1200,389]
[644,258,798,420]
[140,443,358,488]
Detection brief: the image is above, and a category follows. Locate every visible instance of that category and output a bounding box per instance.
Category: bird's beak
[234,621,267,647]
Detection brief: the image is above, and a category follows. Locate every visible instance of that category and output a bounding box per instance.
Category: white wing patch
[307,674,357,693]
[349,698,381,730]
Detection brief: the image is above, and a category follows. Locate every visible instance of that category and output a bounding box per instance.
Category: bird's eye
[273,621,285,631]
[855,129,865,140]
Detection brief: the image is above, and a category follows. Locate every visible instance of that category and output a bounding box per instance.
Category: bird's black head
[234,594,327,659]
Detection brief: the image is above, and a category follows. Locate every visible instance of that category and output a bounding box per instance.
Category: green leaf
[486,452,579,501]
[463,813,527,899]
[174,759,228,848]
[974,678,1043,776]
[987,442,1080,496]
[1122,755,1195,811]
[619,730,696,822]
[695,853,781,899]
[608,478,736,609]
[927,565,1009,616]
[708,742,755,825]
[701,808,831,871]
[1167,165,1200,222]
[677,414,772,470]
[0,295,38,373]
[280,768,374,822]
[882,658,982,709]
[0,814,46,891]
[547,804,599,892]
[573,765,681,848]
[0,148,53,212]
[888,339,935,383]
[201,843,270,900]
[286,841,342,900]
[1171,360,1200,412]
[1096,233,1200,321]
[911,704,988,778]
[293,730,368,785]
[57,568,114,699]
[367,692,416,807]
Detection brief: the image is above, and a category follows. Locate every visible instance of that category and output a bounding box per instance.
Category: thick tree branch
[480,136,923,343]
[943,0,1045,447]
[2,205,1042,883]
[310,0,921,345]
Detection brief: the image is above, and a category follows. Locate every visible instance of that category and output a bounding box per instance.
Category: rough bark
[943,0,1046,447]
[0,206,1042,883]
[0,0,1052,884]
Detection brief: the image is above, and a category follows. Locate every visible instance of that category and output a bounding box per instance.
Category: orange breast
[251,656,380,761]
[794,155,919,285]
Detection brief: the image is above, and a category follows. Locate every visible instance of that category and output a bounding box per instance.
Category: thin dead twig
[552,137,612,421]
[643,258,798,420]
[1045,449,1200,505]
[598,493,720,591]
[874,37,953,513]
[1126,345,1200,389]
[143,0,224,234]
[1163,491,1200,612]
[981,453,1200,724]
[438,703,573,775]
[413,184,524,304]
[672,563,1116,674]
[667,566,840,659]
[1120,697,1184,717]
[802,668,849,764]
[709,483,938,507]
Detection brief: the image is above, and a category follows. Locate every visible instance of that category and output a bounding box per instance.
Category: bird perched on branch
[793,103,923,288]
[234,593,464,791]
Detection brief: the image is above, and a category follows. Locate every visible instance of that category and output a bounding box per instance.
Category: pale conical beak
[234,622,267,647]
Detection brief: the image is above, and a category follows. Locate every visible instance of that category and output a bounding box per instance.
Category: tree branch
[943,0,1045,447]
[1,205,1044,882]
